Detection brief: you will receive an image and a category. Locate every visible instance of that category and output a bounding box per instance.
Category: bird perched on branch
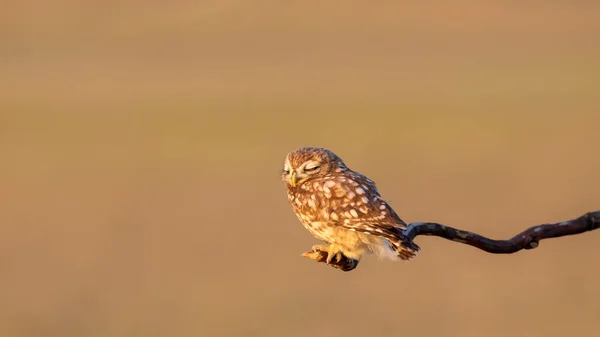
[282,147,419,265]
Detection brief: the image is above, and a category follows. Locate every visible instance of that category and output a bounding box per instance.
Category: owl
[282,146,420,265]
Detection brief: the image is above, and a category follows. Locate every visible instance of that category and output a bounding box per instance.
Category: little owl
[282,146,420,265]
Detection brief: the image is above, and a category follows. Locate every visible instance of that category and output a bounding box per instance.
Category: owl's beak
[290,171,298,187]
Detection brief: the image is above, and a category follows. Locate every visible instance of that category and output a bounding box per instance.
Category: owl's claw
[312,245,343,265]
[327,251,343,265]
[303,244,358,271]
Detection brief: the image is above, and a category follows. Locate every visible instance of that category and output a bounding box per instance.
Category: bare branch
[301,210,600,272]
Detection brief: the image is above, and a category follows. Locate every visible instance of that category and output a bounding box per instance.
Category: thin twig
[301,210,600,272]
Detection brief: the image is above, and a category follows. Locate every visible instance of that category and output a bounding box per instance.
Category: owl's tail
[389,237,420,260]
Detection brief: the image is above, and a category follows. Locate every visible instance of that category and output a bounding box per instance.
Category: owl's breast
[286,185,333,242]
[286,187,318,222]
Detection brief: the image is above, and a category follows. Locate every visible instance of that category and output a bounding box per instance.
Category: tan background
[1,1,600,337]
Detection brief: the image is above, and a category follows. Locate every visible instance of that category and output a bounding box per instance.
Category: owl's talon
[310,245,343,265]
[325,253,334,264]
[325,246,343,265]
[327,252,343,264]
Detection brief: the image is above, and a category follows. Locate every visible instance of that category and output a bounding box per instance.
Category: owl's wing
[334,176,419,258]
[331,172,408,238]
[336,201,407,241]
[335,196,420,259]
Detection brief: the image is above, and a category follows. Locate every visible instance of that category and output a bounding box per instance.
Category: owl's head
[282,147,348,187]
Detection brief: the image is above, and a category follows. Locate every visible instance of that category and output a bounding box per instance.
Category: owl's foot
[302,246,359,272]
[311,245,343,265]
[311,244,329,253]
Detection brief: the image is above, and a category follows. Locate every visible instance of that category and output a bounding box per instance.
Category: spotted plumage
[282,147,420,264]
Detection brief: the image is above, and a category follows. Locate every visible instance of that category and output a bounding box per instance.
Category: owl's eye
[304,164,320,172]
[282,168,290,175]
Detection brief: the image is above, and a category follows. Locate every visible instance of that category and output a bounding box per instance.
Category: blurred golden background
[1,1,599,337]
